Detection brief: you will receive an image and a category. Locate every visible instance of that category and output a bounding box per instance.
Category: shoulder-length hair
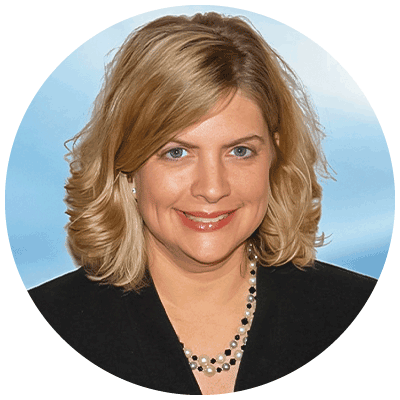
[65,12,332,291]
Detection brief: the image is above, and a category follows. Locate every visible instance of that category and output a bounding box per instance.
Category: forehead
[171,93,268,144]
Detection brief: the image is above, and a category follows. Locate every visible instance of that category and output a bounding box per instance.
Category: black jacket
[29,261,376,394]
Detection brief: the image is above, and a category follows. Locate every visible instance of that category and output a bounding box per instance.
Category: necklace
[180,245,257,378]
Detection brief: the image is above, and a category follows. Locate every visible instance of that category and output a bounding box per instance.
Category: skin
[132,93,275,394]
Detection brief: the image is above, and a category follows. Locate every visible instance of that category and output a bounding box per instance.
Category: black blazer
[29,261,376,394]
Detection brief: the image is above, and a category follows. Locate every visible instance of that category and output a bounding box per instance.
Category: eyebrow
[166,134,266,149]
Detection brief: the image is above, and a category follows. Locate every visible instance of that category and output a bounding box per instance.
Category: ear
[126,174,137,194]
[273,132,280,147]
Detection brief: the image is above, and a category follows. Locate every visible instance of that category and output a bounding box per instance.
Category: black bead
[211,358,216,364]
[246,303,252,309]
[241,318,248,325]
[180,342,185,347]
[250,269,256,275]
[235,335,240,340]
[217,367,222,373]
[249,287,256,294]
[198,366,203,371]
[192,355,198,361]
[229,358,236,365]
[225,349,231,356]
[241,345,246,350]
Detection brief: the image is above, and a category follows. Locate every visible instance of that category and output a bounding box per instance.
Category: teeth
[184,213,229,223]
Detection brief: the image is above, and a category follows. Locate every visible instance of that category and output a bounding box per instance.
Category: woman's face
[133,93,275,269]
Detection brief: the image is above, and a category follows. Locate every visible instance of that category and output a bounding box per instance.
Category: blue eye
[165,148,188,159]
[231,146,252,158]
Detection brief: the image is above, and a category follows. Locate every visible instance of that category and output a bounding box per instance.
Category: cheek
[135,164,186,212]
[247,172,271,227]
[234,163,271,204]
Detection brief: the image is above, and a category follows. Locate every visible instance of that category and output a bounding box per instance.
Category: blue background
[5,5,395,289]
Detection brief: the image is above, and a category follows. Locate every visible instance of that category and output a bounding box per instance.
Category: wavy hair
[65,12,332,291]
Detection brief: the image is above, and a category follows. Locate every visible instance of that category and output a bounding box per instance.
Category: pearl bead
[238,326,247,335]
[216,354,226,364]
[250,261,256,268]
[203,365,217,377]
[244,310,252,318]
[189,362,198,370]
[247,295,255,302]
[183,348,192,358]
[243,337,248,345]
[249,277,256,285]
[199,355,210,366]
[222,363,231,371]
[229,340,238,349]
[234,350,243,360]
[253,255,258,260]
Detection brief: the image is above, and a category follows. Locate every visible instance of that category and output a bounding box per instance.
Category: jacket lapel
[123,280,202,394]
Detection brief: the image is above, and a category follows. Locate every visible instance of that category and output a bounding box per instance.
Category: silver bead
[247,295,255,303]
[189,361,198,370]
[238,326,247,335]
[203,365,217,377]
[216,354,226,364]
[229,340,238,349]
[183,348,192,358]
[199,355,210,366]
[222,363,231,371]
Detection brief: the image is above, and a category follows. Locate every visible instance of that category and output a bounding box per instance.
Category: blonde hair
[65,12,332,291]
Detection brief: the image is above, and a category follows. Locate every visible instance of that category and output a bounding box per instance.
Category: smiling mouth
[176,209,237,232]
[183,212,230,223]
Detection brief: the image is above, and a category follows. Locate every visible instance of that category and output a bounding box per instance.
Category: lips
[183,210,236,218]
[184,212,228,223]
[176,209,236,232]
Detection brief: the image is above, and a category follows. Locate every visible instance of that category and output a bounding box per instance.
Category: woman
[29,12,376,395]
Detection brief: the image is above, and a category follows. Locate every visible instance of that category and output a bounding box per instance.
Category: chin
[181,242,242,267]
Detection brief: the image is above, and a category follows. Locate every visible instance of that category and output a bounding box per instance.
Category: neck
[147,238,249,311]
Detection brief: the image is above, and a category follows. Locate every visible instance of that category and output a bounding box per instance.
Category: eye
[230,146,253,158]
[165,147,188,159]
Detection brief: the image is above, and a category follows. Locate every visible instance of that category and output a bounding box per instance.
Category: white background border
[2,1,399,398]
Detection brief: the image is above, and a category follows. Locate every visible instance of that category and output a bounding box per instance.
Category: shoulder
[28,269,128,336]
[29,268,117,306]
[242,261,378,387]
[27,269,154,381]
[259,259,376,295]
[257,260,377,324]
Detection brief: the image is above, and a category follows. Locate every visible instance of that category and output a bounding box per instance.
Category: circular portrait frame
[2,1,398,399]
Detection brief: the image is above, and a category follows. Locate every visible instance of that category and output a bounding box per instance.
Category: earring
[132,188,136,194]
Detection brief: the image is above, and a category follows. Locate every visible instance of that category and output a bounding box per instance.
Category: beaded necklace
[180,245,257,378]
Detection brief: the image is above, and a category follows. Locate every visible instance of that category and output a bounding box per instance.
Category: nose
[191,154,231,203]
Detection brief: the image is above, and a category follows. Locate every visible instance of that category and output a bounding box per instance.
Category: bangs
[113,32,242,175]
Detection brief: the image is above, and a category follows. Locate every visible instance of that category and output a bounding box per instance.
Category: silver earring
[132,188,136,194]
